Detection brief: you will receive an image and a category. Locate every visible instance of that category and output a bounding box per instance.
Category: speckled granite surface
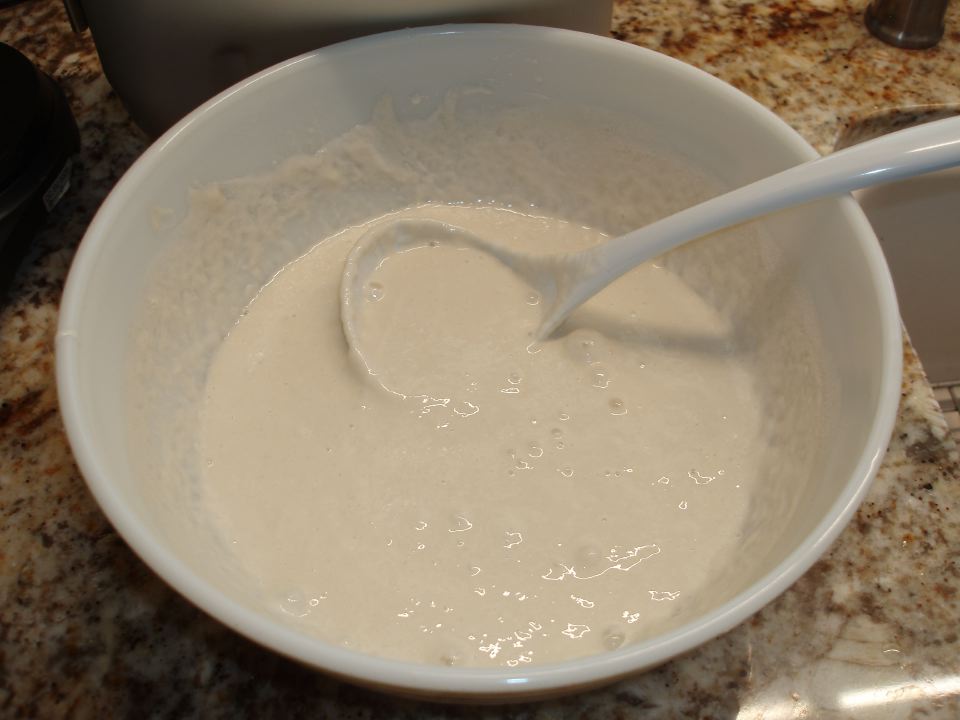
[1,1,958,717]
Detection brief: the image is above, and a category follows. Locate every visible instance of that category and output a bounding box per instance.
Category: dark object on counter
[865,0,950,49]
[0,42,79,300]
[59,0,613,136]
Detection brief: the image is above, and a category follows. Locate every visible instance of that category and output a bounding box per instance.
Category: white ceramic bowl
[56,25,901,700]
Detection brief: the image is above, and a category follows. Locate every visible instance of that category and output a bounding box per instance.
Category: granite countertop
[1,1,958,717]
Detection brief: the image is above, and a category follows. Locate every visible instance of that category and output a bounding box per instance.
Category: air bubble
[603,630,626,650]
[525,293,540,306]
[580,340,596,363]
[528,444,544,458]
[448,515,473,533]
[508,373,522,385]
[558,411,570,421]
[558,467,574,478]
[279,590,310,618]
[504,531,523,549]
[564,330,606,364]
[566,335,595,363]
[561,623,591,639]
[608,398,627,416]
[510,450,532,470]
[441,652,459,666]
[365,282,384,302]
[551,429,565,450]
[688,469,715,485]
[453,401,479,417]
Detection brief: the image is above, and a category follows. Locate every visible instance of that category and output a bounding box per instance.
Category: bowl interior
[57,25,899,698]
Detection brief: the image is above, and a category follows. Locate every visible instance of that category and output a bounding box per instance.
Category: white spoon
[342,115,960,355]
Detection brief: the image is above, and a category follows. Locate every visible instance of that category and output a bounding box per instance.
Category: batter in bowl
[199,202,762,668]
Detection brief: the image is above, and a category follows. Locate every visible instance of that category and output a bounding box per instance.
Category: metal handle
[865,0,950,49]
[61,0,87,32]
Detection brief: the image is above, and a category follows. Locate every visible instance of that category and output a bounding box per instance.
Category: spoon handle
[544,115,960,335]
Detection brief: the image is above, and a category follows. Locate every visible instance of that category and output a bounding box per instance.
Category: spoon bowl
[340,217,590,374]
[341,115,960,353]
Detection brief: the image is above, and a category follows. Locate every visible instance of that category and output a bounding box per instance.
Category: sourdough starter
[199,202,761,668]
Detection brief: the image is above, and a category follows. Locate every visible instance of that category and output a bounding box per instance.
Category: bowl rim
[55,23,903,697]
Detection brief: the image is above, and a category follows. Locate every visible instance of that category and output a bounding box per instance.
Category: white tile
[950,385,960,409]
[934,386,954,411]
[945,410,960,433]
